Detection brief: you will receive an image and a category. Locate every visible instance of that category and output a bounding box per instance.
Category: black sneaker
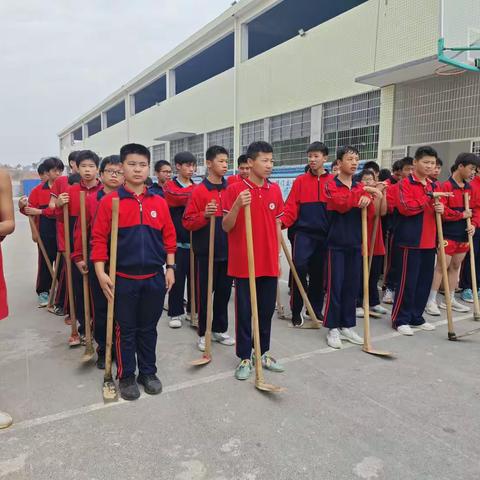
[137,373,163,395]
[119,376,140,401]
[96,353,105,370]
[291,313,304,327]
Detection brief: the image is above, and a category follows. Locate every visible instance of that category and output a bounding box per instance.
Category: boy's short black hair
[42,156,63,173]
[237,154,248,166]
[75,149,100,167]
[414,146,438,161]
[358,169,375,182]
[145,177,153,187]
[378,168,392,182]
[174,151,197,166]
[120,143,151,163]
[436,157,443,167]
[154,160,171,173]
[246,141,273,161]
[400,156,414,167]
[307,141,329,156]
[99,155,121,173]
[363,161,380,173]
[392,160,403,172]
[37,163,47,175]
[68,150,81,166]
[451,164,457,174]
[206,145,229,162]
[336,145,360,160]
[454,152,480,169]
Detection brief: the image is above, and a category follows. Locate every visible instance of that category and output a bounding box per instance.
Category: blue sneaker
[462,289,474,303]
[235,359,252,381]
[38,292,49,307]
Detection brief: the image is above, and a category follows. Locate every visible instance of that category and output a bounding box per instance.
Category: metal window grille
[381,148,407,167]
[187,134,205,166]
[393,73,480,146]
[170,139,185,161]
[207,127,234,168]
[473,141,480,155]
[322,91,380,161]
[241,120,265,154]
[270,108,311,166]
[151,144,166,163]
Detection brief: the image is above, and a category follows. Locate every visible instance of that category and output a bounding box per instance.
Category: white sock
[450,291,455,302]
[428,290,438,304]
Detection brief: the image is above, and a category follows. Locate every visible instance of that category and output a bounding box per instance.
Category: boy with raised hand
[164,152,196,328]
[391,146,444,336]
[91,143,176,401]
[183,146,234,352]
[425,153,479,315]
[223,141,285,381]
[150,160,172,197]
[281,142,332,326]
[323,146,381,349]
[72,155,124,368]
[21,157,64,306]
[57,150,102,346]
[227,155,250,185]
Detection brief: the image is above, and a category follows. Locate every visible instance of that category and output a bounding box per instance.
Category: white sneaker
[185,312,191,322]
[382,289,394,304]
[327,328,342,349]
[371,305,388,315]
[197,336,205,352]
[397,325,414,336]
[425,301,441,316]
[411,322,436,331]
[169,316,183,328]
[0,411,12,429]
[212,332,235,346]
[340,328,364,345]
[355,307,364,318]
[440,299,470,313]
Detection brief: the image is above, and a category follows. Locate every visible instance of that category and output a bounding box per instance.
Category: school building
[58,0,480,190]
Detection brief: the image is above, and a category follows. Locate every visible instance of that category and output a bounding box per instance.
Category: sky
[0,0,233,166]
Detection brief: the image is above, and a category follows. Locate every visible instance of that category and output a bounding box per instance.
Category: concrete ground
[1,210,480,480]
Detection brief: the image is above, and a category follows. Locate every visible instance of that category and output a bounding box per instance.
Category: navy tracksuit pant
[357,255,383,308]
[384,236,400,292]
[460,230,480,290]
[89,265,107,355]
[54,255,66,309]
[391,248,435,328]
[323,248,361,329]
[235,277,276,360]
[36,223,57,295]
[114,273,166,379]
[196,258,232,337]
[168,247,191,317]
[291,232,325,317]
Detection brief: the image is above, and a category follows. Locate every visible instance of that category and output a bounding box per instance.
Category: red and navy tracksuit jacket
[182,178,232,337]
[22,181,58,295]
[91,185,177,379]
[391,174,439,328]
[323,177,373,329]
[164,177,196,317]
[149,182,165,198]
[282,170,332,318]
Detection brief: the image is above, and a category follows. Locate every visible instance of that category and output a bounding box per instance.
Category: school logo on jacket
[269,203,275,210]
[151,210,157,218]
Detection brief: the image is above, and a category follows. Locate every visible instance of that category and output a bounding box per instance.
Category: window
[270,108,311,166]
[106,101,125,127]
[134,76,166,114]
[72,127,83,142]
[175,34,234,95]
[207,127,234,168]
[151,144,166,163]
[170,139,185,161]
[322,91,380,161]
[247,0,368,59]
[187,135,205,166]
[241,120,265,153]
[473,142,480,155]
[86,116,101,137]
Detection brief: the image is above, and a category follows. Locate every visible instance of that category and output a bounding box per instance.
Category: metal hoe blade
[81,345,95,363]
[255,381,286,393]
[102,380,118,403]
[362,346,394,358]
[190,354,212,366]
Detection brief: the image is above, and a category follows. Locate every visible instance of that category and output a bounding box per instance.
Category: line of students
[23,139,480,400]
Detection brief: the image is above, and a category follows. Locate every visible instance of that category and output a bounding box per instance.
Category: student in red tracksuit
[72,155,124,368]
[391,146,444,336]
[355,169,388,317]
[20,157,64,306]
[164,152,196,328]
[91,143,176,401]
[223,141,285,381]
[227,155,250,186]
[323,146,381,349]
[425,153,479,315]
[57,150,102,346]
[282,142,332,326]
[183,146,234,352]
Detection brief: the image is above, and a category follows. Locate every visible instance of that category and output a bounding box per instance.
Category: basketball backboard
[439,0,480,72]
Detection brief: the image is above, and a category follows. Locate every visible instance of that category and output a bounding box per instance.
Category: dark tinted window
[134,76,166,114]
[106,101,125,127]
[175,33,234,95]
[248,0,368,59]
[72,127,83,141]
[86,116,101,137]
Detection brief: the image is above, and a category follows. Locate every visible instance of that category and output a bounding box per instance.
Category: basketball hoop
[434,64,467,76]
